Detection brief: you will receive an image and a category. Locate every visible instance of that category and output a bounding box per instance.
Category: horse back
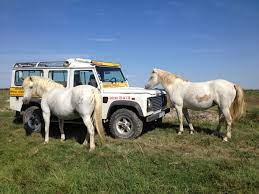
[181,79,235,109]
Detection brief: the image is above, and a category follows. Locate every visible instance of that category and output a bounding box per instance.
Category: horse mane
[23,76,64,90]
[155,69,186,85]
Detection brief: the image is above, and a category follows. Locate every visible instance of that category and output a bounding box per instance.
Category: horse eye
[29,86,33,89]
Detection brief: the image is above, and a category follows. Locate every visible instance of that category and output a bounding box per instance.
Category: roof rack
[13,61,65,68]
[38,61,65,67]
[13,58,121,68]
[14,62,38,68]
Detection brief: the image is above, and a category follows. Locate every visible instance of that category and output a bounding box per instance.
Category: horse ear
[152,68,158,73]
[29,76,32,81]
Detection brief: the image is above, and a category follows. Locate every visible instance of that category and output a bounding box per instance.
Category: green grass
[0,90,258,193]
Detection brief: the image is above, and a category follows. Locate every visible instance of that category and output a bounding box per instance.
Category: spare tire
[23,106,43,134]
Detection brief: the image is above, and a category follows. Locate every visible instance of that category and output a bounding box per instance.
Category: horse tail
[92,88,105,143]
[230,84,246,121]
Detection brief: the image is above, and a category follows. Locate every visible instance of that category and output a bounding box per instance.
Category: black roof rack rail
[13,61,65,68]
[38,61,65,67]
[14,62,38,68]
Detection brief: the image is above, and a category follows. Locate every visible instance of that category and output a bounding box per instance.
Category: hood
[103,87,164,95]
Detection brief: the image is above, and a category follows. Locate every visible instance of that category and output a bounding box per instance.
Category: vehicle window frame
[73,69,98,87]
[95,66,126,83]
[14,70,43,86]
[48,70,68,87]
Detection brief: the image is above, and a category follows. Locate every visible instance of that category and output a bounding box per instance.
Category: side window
[74,70,97,87]
[15,70,43,86]
[48,70,67,87]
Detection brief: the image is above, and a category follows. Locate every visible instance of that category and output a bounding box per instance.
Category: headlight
[147,98,152,112]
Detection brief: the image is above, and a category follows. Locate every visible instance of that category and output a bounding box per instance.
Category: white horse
[145,69,245,141]
[22,76,105,151]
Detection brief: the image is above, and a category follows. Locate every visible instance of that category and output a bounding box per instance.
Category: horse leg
[215,107,225,135]
[217,113,225,131]
[183,108,194,134]
[59,119,65,141]
[83,133,90,146]
[221,108,232,142]
[42,111,50,144]
[82,115,95,151]
[175,105,184,135]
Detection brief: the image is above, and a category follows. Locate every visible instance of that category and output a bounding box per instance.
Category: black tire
[109,108,143,139]
[23,106,43,134]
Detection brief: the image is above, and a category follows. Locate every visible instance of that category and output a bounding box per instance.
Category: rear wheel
[109,108,143,139]
[23,106,43,134]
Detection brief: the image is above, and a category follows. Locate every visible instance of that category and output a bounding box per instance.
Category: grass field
[0,89,258,193]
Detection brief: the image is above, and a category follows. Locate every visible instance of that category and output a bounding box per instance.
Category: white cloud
[168,0,184,7]
[191,34,214,40]
[190,48,224,54]
[210,0,227,8]
[88,38,117,42]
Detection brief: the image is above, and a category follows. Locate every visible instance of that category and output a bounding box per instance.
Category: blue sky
[1,0,259,88]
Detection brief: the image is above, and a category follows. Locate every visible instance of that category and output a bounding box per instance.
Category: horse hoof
[178,132,182,135]
[223,137,228,142]
[227,133,231,139]
[61,134,65,141]
[83,141,88,146]
[190,131,194,135]
[43,141,48,144]
[89,148,95,152]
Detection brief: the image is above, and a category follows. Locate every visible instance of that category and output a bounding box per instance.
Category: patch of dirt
[164,108,218,123]
[0,107,10,112]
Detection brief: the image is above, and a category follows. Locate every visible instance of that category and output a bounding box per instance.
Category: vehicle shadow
[22,119,222,142]
[39,123,87,144]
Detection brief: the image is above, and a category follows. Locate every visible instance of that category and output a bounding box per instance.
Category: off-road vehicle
[10,58,170,139]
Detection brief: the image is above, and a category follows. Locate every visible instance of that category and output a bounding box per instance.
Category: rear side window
[74,70,97,87]
[15,70,43,86]
[48,70,67,87]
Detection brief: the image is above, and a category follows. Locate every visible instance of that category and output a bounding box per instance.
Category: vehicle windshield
[96,66,126,83]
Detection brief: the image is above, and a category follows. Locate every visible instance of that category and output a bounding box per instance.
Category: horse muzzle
[145,84,151,89]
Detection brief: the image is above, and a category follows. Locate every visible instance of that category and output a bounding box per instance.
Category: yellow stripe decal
[10,87,24,97]
[10,87,40,97]
[102,82,128,88]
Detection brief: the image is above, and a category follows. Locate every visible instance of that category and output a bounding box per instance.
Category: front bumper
[146,108,170,122]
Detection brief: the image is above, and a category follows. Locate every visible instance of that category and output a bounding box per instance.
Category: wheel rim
[116,117,133,135]
[28,113,41,132]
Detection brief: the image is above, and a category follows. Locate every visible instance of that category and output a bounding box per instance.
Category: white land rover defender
[10,58,170,139]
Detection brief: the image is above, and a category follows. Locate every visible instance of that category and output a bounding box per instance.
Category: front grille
[148,95,164,112]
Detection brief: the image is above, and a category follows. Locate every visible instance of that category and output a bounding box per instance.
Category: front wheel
[23,106,43,134]
[109,108,143,139]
